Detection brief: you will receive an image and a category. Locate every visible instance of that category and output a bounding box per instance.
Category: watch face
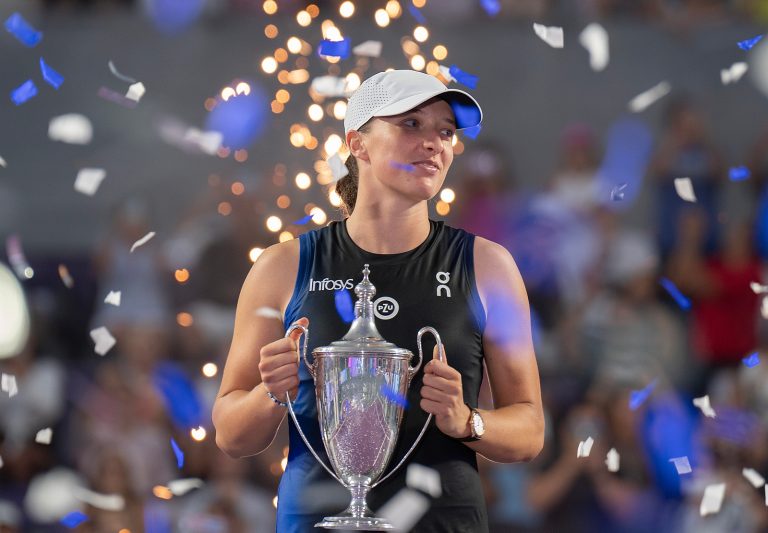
[472,411,485,436]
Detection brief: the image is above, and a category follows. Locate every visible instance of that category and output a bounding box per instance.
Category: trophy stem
[314,478,394,530]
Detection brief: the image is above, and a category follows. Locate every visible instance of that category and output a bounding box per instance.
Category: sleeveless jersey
[277,218,489,532]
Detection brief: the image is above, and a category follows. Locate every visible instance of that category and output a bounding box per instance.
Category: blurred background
[1,0,768,531]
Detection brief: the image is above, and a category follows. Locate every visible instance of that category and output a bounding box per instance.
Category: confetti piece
[318,38,351,59]
[171,438,184,469]
[311,75,348,97]
[750,282,768,294]
[254,307,282,320]
[4,13,42,47]
[104,290,121,306]
[610,183,628,201]
[390,161,416,172]
[58,264,74,288]
[408,4,427,24]
[0,156,6,168]
[126,82,146,103]
[629,379,657,410]
[74,168,106,196]
[669,456,692,474]
[738,34,763,51]
[0,455,3,468]
[480,0,501,16]
[721,62,748,84]
[73,487,125,511]
[39,58,64,89]
[406,464,441,498]
[462,124,482,139]
[729,165,750,181]
[660,277,691,310]
[743,468,765,489]
[628,81,671,113]
[1,373,18,398]
[762,296,768,319]
[378,488,430,531]
[107,59,137,83]
[168,478,204,496]
[577,436,594,458]
[605,448,620,472]
[97,86,138,109]
[293,214,314,225]
[693,395,716,418]
[6,235,32,279]
[334,288,355,324]
[353,40,382,57]
[183,127,222,155]
[533,23,564,48]
[447,65,478,89]
[700,483,725,516]
[765,485,767,506]
[35,428,53,445]
[60,511,88,528]
[579,23,609,71]
[90,326,116,356]
[48,114,93,144]
[438,65,456,83]
[130,231,156,253]
[743,352,760,368]
[328,152,349,182]
[380,383,408,409]
[11,79,37,106]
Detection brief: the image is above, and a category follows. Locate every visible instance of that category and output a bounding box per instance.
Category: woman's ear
[346,130,369,162]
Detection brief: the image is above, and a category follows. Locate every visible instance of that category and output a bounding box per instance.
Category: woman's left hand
[420,344,471,439]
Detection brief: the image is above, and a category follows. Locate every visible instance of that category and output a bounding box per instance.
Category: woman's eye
[403,119,418,127]
[442,129,455,138]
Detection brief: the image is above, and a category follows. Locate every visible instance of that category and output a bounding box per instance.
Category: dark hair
[336,122,371,217]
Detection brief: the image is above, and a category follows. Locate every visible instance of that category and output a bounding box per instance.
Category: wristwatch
[457,404,485,442]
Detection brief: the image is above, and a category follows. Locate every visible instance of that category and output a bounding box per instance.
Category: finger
[432,343,447,363]
[422,373,460,392]
[266,376,300,396]
[265,362,299,382]
[424,360,458,379]
[419,398,445,415]
[287,317,309,342]
[420,385,454,404]
[261,351,300,371]
[261,337,297,358]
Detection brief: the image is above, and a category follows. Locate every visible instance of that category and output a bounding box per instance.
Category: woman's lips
[412,161,440,174]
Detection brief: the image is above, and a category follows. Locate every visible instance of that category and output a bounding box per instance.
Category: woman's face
[355,97,456,204]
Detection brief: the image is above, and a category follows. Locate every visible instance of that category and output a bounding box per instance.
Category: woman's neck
[345,203,431,255]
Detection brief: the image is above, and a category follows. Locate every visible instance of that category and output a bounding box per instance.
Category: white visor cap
[343,69,483,136]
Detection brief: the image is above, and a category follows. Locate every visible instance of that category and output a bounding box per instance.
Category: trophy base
[314,515,394,530]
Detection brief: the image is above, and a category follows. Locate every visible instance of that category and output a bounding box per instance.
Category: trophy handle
[372,326,445,488]
[282,323,344,486]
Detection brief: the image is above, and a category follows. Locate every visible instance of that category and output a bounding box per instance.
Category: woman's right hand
[258,317,309,403]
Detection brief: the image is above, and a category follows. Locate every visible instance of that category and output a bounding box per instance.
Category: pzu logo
[374,297,399,320]
[436,271,451,297]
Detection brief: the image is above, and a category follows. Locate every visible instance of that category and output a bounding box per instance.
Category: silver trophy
[284,264,445,530]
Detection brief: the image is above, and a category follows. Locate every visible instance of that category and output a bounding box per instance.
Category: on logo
[436,271,451,297]
[374,296,399,320]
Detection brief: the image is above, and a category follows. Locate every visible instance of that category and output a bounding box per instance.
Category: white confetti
[35,427,53,445]
[1,373,18,398]
[693,395,716,418]
[74,168,106,196]
[108,60,138,83]
[743,468,766,489]
[168,477,204,496]
[310,75,348,98]
[378,488,430,531]
[89,326,116,356]
[328,152,349,182]
[605,448,620,472]
[533,23,564,48]
[721,62,748,85]
[579,23,609,71]
[628,81,671,113]
[669,456,692,475]
[130,231,155,253]
[353,40,382,57]
[73,486,125,511]
[126,82,146,103]
[406,463,441,498]
[700,482,726,517]
[750,281,768,294]
[48,113,93,145]
[104,290,121,306]
[184,128,223,155]
[0,155,6,168]
[762,296,768,319]
[438,65,456,83]
[0,455,3,468]
[577,436,594,458]
[58,264,74,288]
[674,177,697,202]
[765,485,768,506]
[254,307,282,320]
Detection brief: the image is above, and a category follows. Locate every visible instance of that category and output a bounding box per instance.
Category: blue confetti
[40,58,64,89]
[4,13,42,47]
[480,0,501,16]
[145,0,205,34]
[743,352,760,368]
[729,165,750,181]
[334,288,355,323]
[610,183,628,201]
[171,438,184,469]
[318,38,351,59]
[11,80,37,106]
[380,384,408,408]
[390,161,416,172]
[462,124,482,139]
[660,278,691,310]
[738,34,763,51]
[204,81,269,149]
[293,214,314,225]
[60,511,88,528]
[153,362,204,431]
[629,379,657,410]
[448,65,478,89]
[451,100,482,131]
[408,4,427,24]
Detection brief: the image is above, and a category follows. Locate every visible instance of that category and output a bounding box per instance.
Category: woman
[213,70,544,532]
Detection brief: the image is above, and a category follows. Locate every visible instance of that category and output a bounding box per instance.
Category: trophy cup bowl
[283,264,445,530]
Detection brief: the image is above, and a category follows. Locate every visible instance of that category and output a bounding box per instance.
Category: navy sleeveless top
[278,218,489,532]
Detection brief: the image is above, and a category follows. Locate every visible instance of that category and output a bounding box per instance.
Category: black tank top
[277,218,489,532]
